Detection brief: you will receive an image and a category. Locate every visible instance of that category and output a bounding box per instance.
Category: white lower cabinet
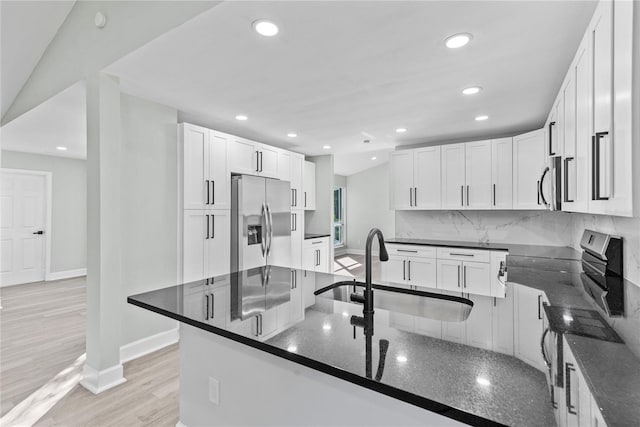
[465,294,493,350]
[462,261,491,296]
[382,253,436,289]
[437,259,463,292]
[514,284,548,371]
[303,237,330,273]
[491,286,514,355]
[290,212,304,269]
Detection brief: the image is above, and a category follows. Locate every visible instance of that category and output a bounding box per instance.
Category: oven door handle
[541,327,551,370]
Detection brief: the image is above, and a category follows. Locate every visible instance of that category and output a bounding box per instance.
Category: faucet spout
[363,228,389,314]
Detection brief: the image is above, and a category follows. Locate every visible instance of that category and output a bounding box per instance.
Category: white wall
[345,163,395,252]
[305,155,334,236]
[119,93,178,346]
[1,150,87,274]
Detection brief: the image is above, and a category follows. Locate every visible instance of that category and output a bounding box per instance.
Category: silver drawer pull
[312,241,323,244]
[450,252,474,257]
[397,249,418,253]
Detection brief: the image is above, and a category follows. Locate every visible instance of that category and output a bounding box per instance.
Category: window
[333,187,345,247]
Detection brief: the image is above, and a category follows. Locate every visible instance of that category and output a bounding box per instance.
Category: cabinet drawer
[386,244,436,259]
[437,247,490,263]
[304,237,329,248]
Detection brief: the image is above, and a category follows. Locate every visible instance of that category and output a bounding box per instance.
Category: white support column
[81,73,126,394]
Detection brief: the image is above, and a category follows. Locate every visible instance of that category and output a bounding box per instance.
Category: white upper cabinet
[229,138,278,179]
[413,146,442,209]
[441,143,466,209]
[491,138,513,209]
[303,160,316,210]
[277,150,290,181]
[389,147,441,210]
[465,140,492,209]
[513,129,546,210]
[389,150,415,209]
[180,123,229,210]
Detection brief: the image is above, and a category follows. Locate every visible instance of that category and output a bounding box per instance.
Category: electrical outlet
[209,377,219,405]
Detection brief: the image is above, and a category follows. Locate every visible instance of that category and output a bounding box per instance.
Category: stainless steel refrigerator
[231,175,291,272]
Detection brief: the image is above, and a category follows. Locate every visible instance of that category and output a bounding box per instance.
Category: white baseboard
[80,363,126,394]
[120,327,179,364]
[46,268,86,281]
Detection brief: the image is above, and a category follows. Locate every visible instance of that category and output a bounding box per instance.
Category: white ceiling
[1,82,86,159]
[106,1,597,175]
[0,0,75,120]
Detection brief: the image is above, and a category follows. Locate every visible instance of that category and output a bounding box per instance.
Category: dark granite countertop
[305,233,331,240]
[386,237,581,260]
[129,240,640,427]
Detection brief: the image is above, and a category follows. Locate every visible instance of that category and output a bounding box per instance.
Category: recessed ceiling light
[323,145,331,150]
[395,128,407,133]
[445,33,472,49]
[462,86,482,95]
[253,19,278,37]
[476,377,491,386]
[396,355,408,363]
[371,156,377,160]
[235,114,248,121]
[475,115,489,121]
[56,146,68,151]
[287,133,297,138]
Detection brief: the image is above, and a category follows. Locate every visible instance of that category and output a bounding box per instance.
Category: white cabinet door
[514,284,546,371]
[413,147,441,209]
[571,40,591,213]
[491,138,513,209]
[562,68,579,212]
[513,129,546,210]
[183,210,207,283]
[290,154,304,210]
[406,258,437,289]
[316,242,330,273]
[441,143,466,209]
[383,255,407,285]
[465,294,493,350]
[229,137,258,175]
[415,317,442,339]
[492,285,514,355]
[258,143,279,178]
[462,261,491,297]
[465,140,492,209]
[302,246,316,271]
[592,0,612,137]
[290,270,304,323]
[182,124,207,210]
[206,210,230,277]
[277,150,291,181]
[437,259,462,292]
[208,132,229,209]
[389,151,414,210]
[303,161,316,210]
[290,212,303,269]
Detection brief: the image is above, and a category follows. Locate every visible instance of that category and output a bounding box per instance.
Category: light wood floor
[0,277,86,416]
[36,344,179,427]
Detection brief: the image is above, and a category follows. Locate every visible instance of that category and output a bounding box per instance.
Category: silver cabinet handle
[256,151,260,172]
[466,185,470,206]
[409,188,413,207]
[457,265,461,287]
[259,151,264,172]
[539,167,550,207]
[210,214,215,239]
[450,252,474,257]
[205,180,210,204]
[408,260,411,281]
[304,191,307,207]
[210,180,215,205]
[403,260,406,280]
[566,362,577,415]
[493,183,496,206]
[414,187,417,206]
[463,265,467,288]
[204,294,209,320]
[205,215,210,239]
[538,295,542,320]
[397,249,418,253]
[210,293,214,319]
[461,185,464,206]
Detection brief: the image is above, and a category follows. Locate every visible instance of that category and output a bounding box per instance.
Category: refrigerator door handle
[260,203,267,257]
[265,203,273,256]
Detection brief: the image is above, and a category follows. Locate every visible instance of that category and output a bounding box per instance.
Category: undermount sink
[315,281,473,322]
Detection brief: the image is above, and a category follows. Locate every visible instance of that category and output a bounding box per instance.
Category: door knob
[32,230,44,235]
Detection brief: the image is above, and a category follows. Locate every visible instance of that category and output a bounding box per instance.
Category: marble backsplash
[394,210,576,247]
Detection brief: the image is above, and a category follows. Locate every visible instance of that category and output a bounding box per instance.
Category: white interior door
[1,171,47,286]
